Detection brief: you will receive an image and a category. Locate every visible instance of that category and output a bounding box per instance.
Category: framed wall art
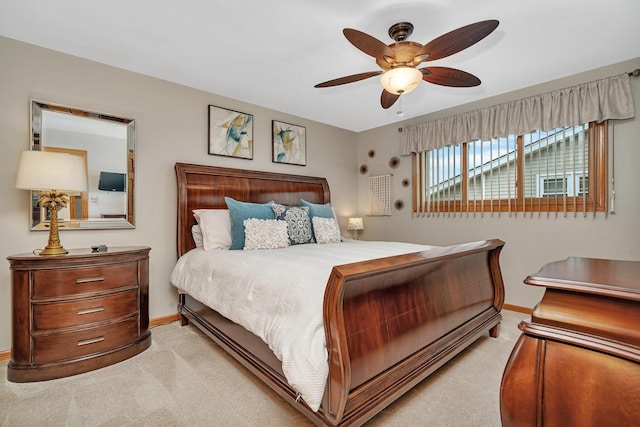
[272,120,306,166]
[208,105,253,159]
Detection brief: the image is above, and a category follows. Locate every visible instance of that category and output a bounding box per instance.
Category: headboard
[175,163,331,257]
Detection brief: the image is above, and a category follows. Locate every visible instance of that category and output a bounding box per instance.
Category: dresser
[7,246,151,382]
[500,257,640,426]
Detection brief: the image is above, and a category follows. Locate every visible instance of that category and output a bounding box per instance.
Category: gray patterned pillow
[271,203,314,245]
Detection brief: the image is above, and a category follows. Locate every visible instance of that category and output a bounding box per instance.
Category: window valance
[400,73,635,154]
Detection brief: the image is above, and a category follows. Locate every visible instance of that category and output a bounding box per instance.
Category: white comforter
[169,240,434,411]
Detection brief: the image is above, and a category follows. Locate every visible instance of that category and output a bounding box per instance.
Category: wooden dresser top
[525,256,640,301]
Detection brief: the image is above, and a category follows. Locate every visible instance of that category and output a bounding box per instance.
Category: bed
[172,162,505,426]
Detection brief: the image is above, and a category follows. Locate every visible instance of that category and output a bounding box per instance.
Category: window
[537,173,587,197]
[413,121,608,215]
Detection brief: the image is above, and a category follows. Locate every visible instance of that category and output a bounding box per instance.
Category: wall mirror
[30,100,135,230]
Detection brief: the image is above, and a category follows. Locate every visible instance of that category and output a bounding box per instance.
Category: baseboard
[503,303,533,314]
[0,313,182,362]
[150,313,180,328]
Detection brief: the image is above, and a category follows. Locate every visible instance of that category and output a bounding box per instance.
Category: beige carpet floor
[0,310,527,426]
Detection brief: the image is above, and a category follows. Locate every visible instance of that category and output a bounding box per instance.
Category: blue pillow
[300,199,334,219]
[224,197,275,250]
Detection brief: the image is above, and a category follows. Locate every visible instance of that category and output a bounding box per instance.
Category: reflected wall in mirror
[30,100,135,230]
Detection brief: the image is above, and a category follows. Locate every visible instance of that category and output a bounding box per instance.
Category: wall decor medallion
[389,156,400,168]
[395,200,404,210]
[402,178,410,187]
[368,150,375,158]
[208,105,253,159]
[272,120,306,166]
[360,165,368,174]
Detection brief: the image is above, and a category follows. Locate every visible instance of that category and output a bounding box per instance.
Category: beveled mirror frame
[30,100,136,230]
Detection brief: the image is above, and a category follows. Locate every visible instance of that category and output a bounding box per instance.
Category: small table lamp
[347,217,364,240]
[16,150,87,255]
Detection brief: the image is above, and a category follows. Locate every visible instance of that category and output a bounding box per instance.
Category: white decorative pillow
[243,219,289,250]
[312,217,342,244]
[192,209,232,251]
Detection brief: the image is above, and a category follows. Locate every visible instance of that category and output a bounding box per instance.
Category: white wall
[356,58,640,308]
[0,36,358,351]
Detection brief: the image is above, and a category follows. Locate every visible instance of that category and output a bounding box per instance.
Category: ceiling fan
[315,20,499,110]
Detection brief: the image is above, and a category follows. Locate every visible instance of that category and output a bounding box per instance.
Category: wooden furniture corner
[500,257,640,425]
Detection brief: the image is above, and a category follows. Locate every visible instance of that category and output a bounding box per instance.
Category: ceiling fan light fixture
[316,20,499,110]
[380,67,423,95]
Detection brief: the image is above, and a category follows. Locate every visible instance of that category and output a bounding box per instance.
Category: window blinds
[411,122,608,217]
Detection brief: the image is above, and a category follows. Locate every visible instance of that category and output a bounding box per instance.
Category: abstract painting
[272,120,306,166]
[208,105,253,159]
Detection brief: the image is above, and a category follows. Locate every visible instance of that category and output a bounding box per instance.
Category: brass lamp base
[39,244,69,256]
[38,192,69,256]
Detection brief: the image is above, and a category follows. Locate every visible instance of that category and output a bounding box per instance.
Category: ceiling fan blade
[415,20,499,62]
[421,67,481,87]
[343,28,396,62]
[381,90,400,109]
[314,71,382,88]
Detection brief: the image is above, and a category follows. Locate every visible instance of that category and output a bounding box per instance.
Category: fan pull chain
[396,94,404,116]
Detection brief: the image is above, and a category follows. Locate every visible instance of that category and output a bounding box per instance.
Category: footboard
[322,239,505,425]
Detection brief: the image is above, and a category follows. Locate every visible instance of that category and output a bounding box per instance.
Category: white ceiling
[2,0,639,132]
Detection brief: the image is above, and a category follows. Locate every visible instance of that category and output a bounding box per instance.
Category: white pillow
[193,209,232,250]
[243,219,289,250]
[191,224,204,248]
[312,217,342,244]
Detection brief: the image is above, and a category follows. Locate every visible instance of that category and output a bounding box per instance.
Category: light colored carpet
[0,310,527,426]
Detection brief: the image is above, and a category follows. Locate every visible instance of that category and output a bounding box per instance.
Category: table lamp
[16,150,87,255]
[347,217,364,240]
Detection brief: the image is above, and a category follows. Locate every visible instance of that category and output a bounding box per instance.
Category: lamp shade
[380,67,423,95]
[16,150,87,192]
[347,217,364,231]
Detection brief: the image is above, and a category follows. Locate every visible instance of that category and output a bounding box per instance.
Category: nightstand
[7,246,151,382]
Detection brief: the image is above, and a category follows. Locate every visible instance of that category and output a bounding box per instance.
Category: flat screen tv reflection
[98,171,126,192]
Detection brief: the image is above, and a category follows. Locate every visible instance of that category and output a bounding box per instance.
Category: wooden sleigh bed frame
[174,162,505,426]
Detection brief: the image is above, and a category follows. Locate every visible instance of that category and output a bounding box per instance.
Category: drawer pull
[76,307,105,316]
[77,337,105,347]
[76,276,105,284]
